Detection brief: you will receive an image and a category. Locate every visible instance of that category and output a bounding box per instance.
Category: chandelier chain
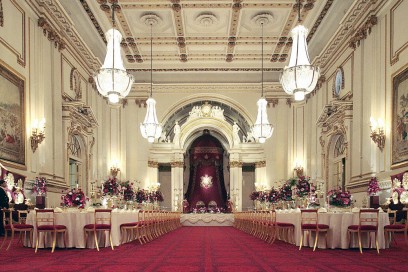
[261,22,264,98]
[297,0,301,23]
[111,4,116,95]
[150,23,153,97]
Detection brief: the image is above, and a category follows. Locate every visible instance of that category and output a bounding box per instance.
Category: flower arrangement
[327,187,352,207]
[296,176,311,198]
[151,191,164,202]
[250,191,260,201]
[61,188,87,208]
[102,177,120,197]
[135,189,148,203]
[120,181,135,201]
[367,177,380,196]
[267,188,280,203]
[279,184,293,201]
[32,177,47,195]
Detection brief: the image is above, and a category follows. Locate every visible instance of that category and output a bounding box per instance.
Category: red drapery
[186,132,227,211]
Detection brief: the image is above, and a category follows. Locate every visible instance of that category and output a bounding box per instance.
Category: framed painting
[0,62,25,167]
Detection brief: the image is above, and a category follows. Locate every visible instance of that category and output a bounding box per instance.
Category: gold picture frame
[392,66,408,169]
[0,62,26,168]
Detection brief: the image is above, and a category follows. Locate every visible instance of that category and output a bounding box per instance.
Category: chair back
[35,209,55,229]
[301,209,318,226]
[387,209,397,225]
[2,208,13,230]
[268,210,276,225]
[196,201,205,208]
[208,201,217,208]
[94,209,112,227]
[18,210,29,224]
[359,209,379,228]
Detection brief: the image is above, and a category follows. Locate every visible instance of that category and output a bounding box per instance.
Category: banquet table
[275,209,390,249]
[181,213,234,226]
[26,209,140,249]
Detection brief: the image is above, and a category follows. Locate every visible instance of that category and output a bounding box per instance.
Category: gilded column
[229,160,243,212]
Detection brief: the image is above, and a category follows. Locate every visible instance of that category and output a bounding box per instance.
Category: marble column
[229,161,243,212]
[171,161,184,211]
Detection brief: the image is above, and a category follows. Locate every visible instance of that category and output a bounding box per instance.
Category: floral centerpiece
[102,177,120,197]
[367,177,380,196]
[328,187,352,207]
[120,181,135,201]
[32,177,47,195]
[279,184,293,201]
[296,176,311,198]
[61,188,87,208]
[150,191,164,202]
[267,188,280,203]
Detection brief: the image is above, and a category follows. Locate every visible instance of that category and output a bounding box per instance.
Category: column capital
[255,160,266,168]
[170,161,184,168]
[148,160,159,168]
[229,161,243,168]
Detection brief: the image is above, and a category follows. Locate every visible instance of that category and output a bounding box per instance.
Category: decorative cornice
[229,161,243,168]
[255,161,266,168]
[135,99,147,108]
[170,161,184,168]
[266,98,279,108]
[349,15,378,49]
[148,161,159,168]
[307,0,334,43]
[79,0,106,44]
[38,17,66,51]
[35,0,101,72]
[0,0,3,27]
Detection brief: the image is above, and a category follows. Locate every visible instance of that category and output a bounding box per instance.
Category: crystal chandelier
[94,4,134,104]
[280,0,320,101]
[251,22,274,144]
[140,24,162,143]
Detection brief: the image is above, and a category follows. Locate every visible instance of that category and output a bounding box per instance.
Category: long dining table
[26,209,140,249]
[275,209,390,249]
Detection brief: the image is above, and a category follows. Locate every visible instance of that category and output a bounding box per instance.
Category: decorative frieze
[37,17,66,51]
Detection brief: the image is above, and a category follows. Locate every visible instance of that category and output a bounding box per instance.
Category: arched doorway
[328,134,346,190]
[185,130,228,211]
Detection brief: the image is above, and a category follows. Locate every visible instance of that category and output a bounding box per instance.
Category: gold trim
[38,17,66,51]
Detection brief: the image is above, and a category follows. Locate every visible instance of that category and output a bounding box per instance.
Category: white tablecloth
[181,213,234,226]
[26,209,140,249]
[276,210,390,249]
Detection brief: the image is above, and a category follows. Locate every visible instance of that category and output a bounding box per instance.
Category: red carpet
[0,227,407,272]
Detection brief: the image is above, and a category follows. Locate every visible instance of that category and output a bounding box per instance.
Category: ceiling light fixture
[140,23,162,143]
[280,0,320,101]
[251,22,274,144]
[94,4,134,104]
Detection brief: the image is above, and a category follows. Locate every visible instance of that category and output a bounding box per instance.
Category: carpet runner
[1,227,407,272]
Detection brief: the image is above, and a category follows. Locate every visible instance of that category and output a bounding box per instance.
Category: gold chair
[35,209,67,253]
[384,209,408,247]
[347,209,379,254]
[0,208,34,251]
[84,209,113,251]
[299,209,329,251]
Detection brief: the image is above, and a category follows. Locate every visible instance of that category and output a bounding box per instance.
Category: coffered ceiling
[60,0,355,85]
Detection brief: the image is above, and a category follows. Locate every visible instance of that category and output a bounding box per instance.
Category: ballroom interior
[1,0,408,261]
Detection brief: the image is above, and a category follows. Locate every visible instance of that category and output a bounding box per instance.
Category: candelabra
[110,166,120,177]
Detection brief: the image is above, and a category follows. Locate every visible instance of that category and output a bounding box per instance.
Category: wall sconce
[110,165,120,177]
[294,165,304,177]
[30,118,45,153]
[370,117,385,151]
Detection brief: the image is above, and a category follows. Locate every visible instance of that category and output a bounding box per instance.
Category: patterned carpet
[1,227,407,272]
